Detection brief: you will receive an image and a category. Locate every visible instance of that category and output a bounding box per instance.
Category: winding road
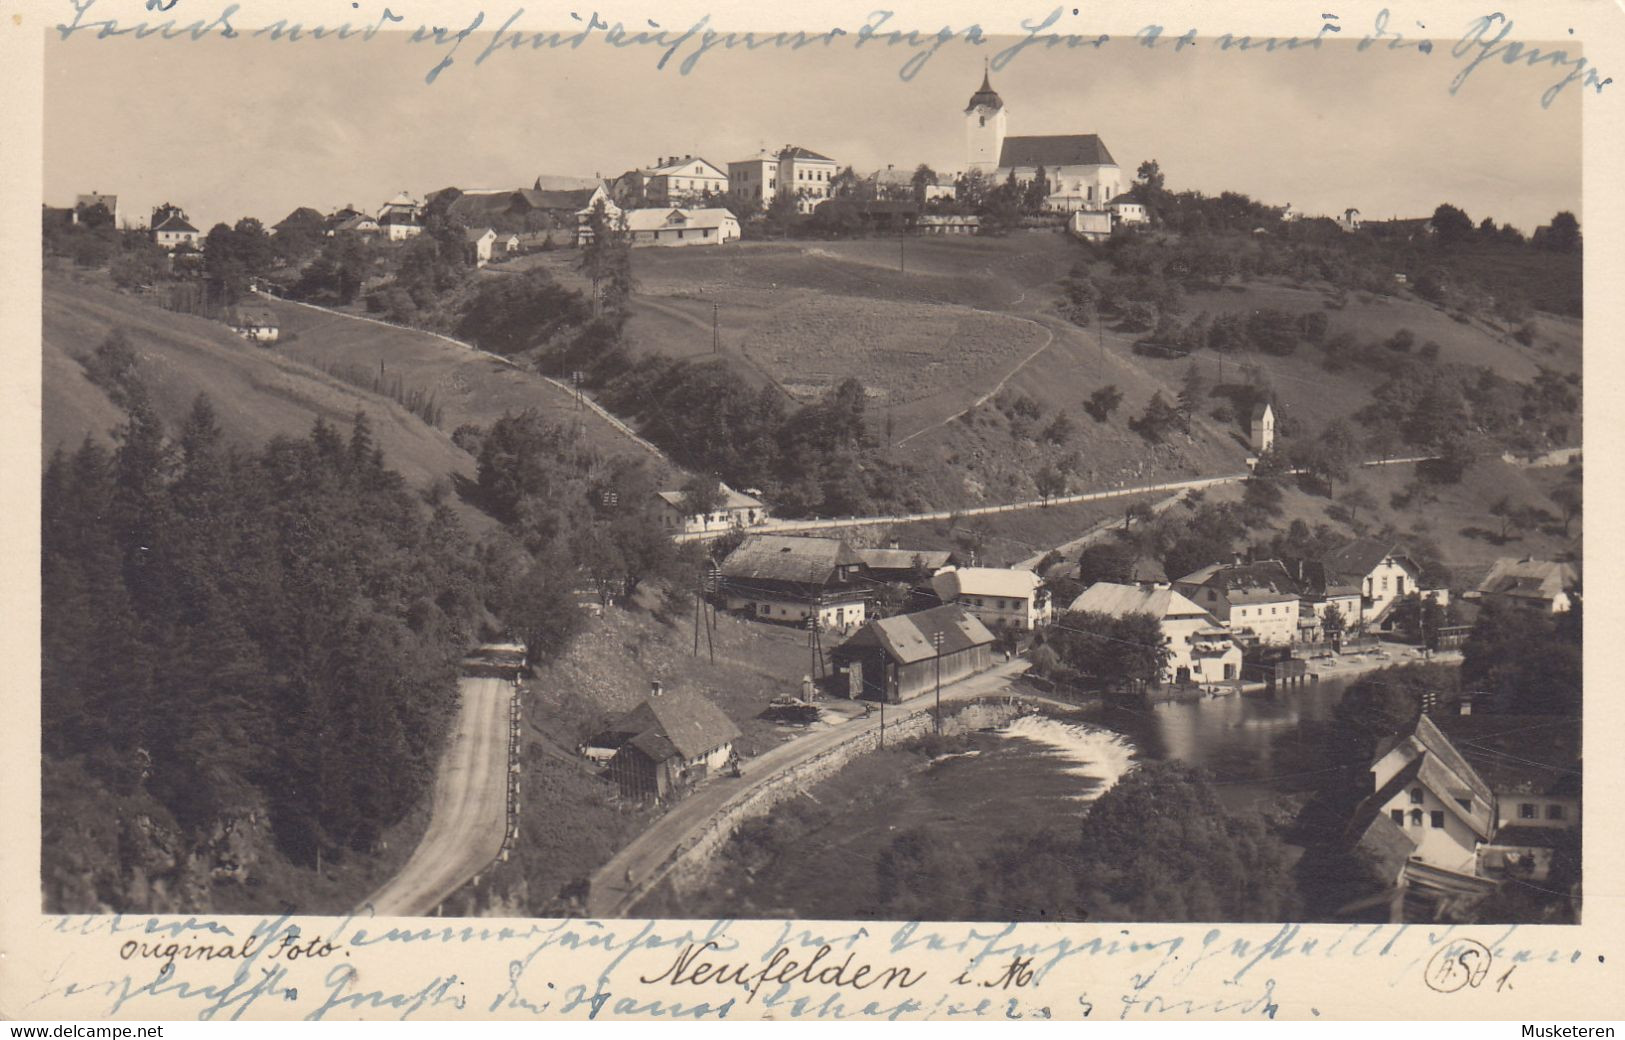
[362,675,514,917]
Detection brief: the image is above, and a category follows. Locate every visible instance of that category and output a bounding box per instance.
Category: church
[964,70,1132,217]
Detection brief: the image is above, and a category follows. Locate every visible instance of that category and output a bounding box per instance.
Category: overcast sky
[44,27,1580,234]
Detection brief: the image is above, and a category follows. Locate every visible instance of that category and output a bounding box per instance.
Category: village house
[853,547,957,584]
[604,681,740,802]
[622,207,741,247]
[1110,189,1150,226]
[1174,560,1301,646]
[654,485,767,535]
[326,206,381,236]
[1316,539,1448,630]
[831,604,995,704]
[726,151,780,209]
[1352,710,1580,899]
[775,146,839,214]
[1067,582,1242,685]
[1472,557,1579,614]
[868,165,957,203]
[152,209,201,251]
[464,226,498,267]
[1284,558,1365,645]
[377,191,424,240]
[497,231,522,258]
[642,156,728,204]
[226,305,280,344]
[1068,210,1112,242]
[930,566,1051,632]
[719,534,871,631]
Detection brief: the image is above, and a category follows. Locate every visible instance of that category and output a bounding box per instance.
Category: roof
[1349,808,1417,884]
[519,186,604,211]
[778,145,836,163]
[76,193,118,210]
[1175,560,1300,601]
[965,70,1004,112]
[464,226,498,242]
[1249,402,1274,423]
[153,213,199,233]
[1127,556,1168,584]
[381,191,420,208]
[1110,190,1146,206]
[719,534,860,587]
[998,134,1117,169]
[932,566,1042,602]
[533,174,607,192]
[655,486,763,513]
[623,207,739,232]
[1484,825,1569,849]
[1287,559,1361,599]
[273,206,326,230]
[728,151,779,167]
[1371,714,1497,840]
[649,156,725,177]
[332,214,379,232]
[447,191,529,222]
[855,548,954,573]
[1067,582,1214,621]
[1321,539,1413,584]
[615,687,740,761]
[853,604,995,666]
[1476,558,1578,603]
[1431,714,1581,798]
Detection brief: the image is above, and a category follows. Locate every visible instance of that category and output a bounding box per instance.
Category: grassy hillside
[257,296,673,475]
[42,272,500,534]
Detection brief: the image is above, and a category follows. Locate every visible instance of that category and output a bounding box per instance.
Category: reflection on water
[1103,677,1357,811]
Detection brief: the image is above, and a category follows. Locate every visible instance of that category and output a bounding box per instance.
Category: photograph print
[38,8,1583,928]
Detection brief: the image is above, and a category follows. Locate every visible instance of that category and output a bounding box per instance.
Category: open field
[42,271,500,534]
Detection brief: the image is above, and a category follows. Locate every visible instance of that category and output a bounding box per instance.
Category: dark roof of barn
[998,134,1117,169]
[855,548,954,573]
[519,187,601,211]
[615,687,740,761]
[1177,560,1300,599]
[845,604,994,666]
[719,535,861,587]
[447,191,527,222]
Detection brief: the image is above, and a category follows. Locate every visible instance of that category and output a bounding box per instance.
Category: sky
[43,23,1582,234]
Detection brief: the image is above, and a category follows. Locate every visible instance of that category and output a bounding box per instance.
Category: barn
[831,604,995,704]
[605,683,741,802]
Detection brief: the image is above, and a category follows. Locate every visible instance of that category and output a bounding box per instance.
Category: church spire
[966,61,1004,113]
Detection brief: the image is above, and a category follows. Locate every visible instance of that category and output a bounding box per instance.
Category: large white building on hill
[965,70,1126,215]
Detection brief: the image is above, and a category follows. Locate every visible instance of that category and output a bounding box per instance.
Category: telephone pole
[712,302,720,354]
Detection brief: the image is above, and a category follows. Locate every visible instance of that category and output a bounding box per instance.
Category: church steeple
[965,62,1004,113]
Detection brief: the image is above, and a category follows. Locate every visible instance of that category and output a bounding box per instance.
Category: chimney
[650,679,664,698]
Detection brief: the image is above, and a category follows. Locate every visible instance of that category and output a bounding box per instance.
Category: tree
[1078,539,1137,585]
[1339,487,1378,526]
[1042,412,1075,445]
[1332,664,1459,762]
[578,201,634,317]
[1048,610,1169,690]
[1074,762,1301,921]
[1430,203,1475,247]
[1310,418,1363,497]
[1084,385,1124,423]
[678,473,727,524]
[1550,483,1581,536]
[1135,159,1166,195]
[1034,465,1066,503]
[1320,601,1347,640]
[1489,496,1514,542]
[1130,392,1181,442]
[1543,211,1581,254]
[910,163,939,203]
[1461,601,1581,715]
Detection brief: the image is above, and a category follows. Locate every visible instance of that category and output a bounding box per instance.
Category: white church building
[965,70,1126,215]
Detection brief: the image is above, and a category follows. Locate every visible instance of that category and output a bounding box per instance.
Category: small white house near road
[623,207,741,247]
[655,485,768,535]
[931,566,1051,631]
[1068,582,1241,685]
[226,305,280,344]
[1473,557,1579,614]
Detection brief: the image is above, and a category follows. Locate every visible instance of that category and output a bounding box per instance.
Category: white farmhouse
[931,566,1051,632]
[1067,582,1242,685]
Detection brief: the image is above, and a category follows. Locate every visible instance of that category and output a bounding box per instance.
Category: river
[676,677,1361,919]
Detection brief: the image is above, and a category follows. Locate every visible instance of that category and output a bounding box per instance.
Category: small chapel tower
[1250,402,1276,455]
[965,64,1007,175]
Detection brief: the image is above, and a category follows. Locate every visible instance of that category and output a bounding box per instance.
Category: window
[1546,804,1565,821]
[1409,810,1423,826]
[1457,798,1472,811]
[1391,809,1405,826]
[1270,607,1277,615]
[1430,811,1445,829]
[1518,803,1538,820]
[1409,788,1424,805]
[1381,576,1390,591]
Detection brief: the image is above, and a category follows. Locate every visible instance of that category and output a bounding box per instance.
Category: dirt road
[362,675,513,916]
[586,658,1030,918]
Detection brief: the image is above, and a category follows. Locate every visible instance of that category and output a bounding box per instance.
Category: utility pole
[806,614,826,681]
[899,228,906,274]
[572,370,585,410]
[932,630,945,735]
[712,302,720,354]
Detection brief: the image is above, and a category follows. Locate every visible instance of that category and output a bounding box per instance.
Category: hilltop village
[42,69,1583,928]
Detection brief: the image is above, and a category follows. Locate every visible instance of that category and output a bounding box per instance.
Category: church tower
[964,65,1007,175]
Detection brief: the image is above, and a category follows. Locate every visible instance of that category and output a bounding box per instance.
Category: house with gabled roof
[776,145,838,214]
[1067,582,1241,685]
[654,485,767,535]
[1316,538,1448,630]
[930,566,1051,632]
[152,210,201,251]
[642,156,728,205]
[719,534,871,630]
[622,207,741,247]
[226,305,280,344]
[464,226,498,267]
[1473,557,1578,614]
[605,682,740,801]
[1173,560,1302,646]
[832,604,995,703]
